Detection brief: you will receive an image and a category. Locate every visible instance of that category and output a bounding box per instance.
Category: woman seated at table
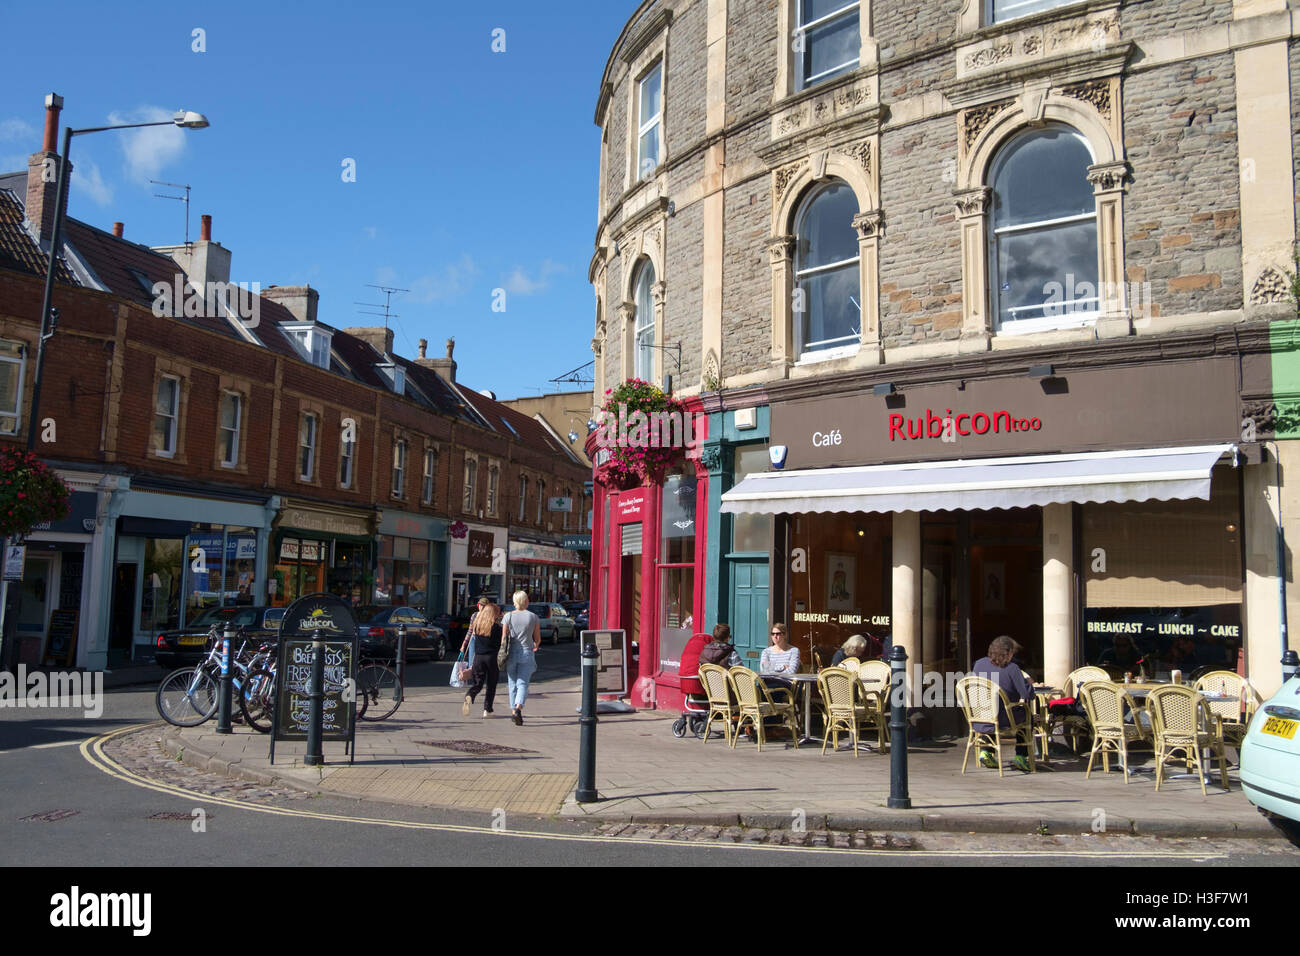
[831,633,884,665]
[761,623,801,687]
[971,635,1034,772]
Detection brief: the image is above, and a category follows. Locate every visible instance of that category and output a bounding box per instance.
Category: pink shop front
[588,446,709,713]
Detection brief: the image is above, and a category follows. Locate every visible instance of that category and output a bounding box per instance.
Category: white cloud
[108,107,188,184]
[502,258,565,296]
[71,159,113,206]
[408,254,478,302]
[362,226,378,240]
[0,118,37,144]
[374,265,397,285]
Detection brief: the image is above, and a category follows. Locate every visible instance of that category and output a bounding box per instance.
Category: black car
[354,605,448,661]
[562,601,589,630]
[154,606,285,668]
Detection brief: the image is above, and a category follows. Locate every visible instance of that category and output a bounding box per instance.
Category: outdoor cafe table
[787,673,819,745]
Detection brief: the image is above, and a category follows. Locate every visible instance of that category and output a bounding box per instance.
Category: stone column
[651,281,667,387]
[852,210,884,364]
[954,187,991,352]
[768,235,797,370]
[616,301,636,382]
[1042,502,1074,689]
[892,510,921,706]
[1088,161,1132,337]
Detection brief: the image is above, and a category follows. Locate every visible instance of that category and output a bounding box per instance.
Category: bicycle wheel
[238,668,277,734]
[156,667,219,727]
[356,663,402,721]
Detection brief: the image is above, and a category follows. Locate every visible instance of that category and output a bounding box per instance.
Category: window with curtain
[795,1,860,90]
[218,391,241,467]
[392,439,407,497]
[154,375,181,456]
[298,414,316,480]
[463,458,477,513]
[634,261,656,382]
[794,180,860,358]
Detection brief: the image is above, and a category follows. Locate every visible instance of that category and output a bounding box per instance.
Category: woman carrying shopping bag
[461,599,502,717]
[499,591,541,725]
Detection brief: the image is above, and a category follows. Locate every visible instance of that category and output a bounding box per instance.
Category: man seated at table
[971,635,1035,772]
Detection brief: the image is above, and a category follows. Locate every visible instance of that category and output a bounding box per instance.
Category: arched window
[988,125,1097,332]
[794,180,860,358]
[633,261,656,382]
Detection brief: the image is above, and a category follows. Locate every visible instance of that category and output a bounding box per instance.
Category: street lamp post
[0,100,209,674]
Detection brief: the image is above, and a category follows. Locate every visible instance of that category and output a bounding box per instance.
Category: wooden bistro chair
[956,675,1036,777]
[1079,681,1149,783]
[728,666,800,753]
[698,663,736,746]
[1193,670,1259,751]
[1147,685,1230,795]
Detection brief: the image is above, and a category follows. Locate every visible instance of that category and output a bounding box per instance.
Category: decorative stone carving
[953,187,991,218]
[590,337,602,356]
[778,108,807,135]
[833,139,872,177]
[963,102,1009,150]
[617,301,636,324]
[1048,13,1119,53]
[1087,160,1131,193]
[774,160,807,205]
[1022,35,1042,56]
[699,445,723,472]
[650,280,667,307]
[768,235,797,264]
[964,43,1013,72]
[1243,399,1277,438]
[1250,266,1291,305]
[852,210,884,240]
[1059,79,1112,122]
[702,349,720,390]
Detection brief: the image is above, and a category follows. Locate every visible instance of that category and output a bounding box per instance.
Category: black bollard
[304,628,325,766]
[215,623,234,734]
[1283,649,1300,684]
[395,623,407,705]
[576,641,599,803]
[887,644,911,809]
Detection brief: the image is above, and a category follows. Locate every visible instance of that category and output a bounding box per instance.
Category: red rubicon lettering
[889,414,904,439]
[993,410,1012,433]
[956,414,971,435]
[972,413,990,434]
[926,408,944,438]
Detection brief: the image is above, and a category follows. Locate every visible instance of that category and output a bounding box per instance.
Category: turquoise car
[1240,673,1300,836]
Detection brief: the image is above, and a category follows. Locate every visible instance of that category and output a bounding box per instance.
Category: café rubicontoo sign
[771,359,1241,470]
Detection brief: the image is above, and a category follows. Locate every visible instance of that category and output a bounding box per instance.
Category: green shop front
[272,499,377,609]
[376,509,448,617]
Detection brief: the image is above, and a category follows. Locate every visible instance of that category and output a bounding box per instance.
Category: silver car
[532,603,577,645]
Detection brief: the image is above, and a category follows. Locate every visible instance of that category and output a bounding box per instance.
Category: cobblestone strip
[593,821,920,850]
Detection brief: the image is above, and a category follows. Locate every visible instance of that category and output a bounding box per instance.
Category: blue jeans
[506,655,537,710]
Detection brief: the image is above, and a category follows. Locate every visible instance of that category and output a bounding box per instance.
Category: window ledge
[995,313,1099,337]
[794,344,861,367]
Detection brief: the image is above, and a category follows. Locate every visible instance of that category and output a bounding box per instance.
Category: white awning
[720,445,1236,515]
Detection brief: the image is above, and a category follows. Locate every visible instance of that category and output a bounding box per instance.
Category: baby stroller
[671,632,711,738]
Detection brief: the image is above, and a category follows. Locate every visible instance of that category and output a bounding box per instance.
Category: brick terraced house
[0,96,588,670]
[586,0,1299,714]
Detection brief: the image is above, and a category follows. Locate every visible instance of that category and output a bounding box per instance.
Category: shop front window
[141,538,183,633]
[731,445,773,553]
[376,536,429,611]
[185,526,257,616]
[272,537,327,608]
[658,473,698,676]
[1082,468,1242,678]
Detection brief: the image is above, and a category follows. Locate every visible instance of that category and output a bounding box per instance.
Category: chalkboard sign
[42,609,79,667]
[270,593,358,764]
[580,629,629,696]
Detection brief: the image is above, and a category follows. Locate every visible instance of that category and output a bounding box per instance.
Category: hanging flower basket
[0,447,72,539]
[594,379,689,488]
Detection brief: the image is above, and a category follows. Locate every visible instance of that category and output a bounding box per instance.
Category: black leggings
[467,653,499,712]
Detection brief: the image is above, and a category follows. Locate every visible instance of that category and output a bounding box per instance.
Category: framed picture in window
[825,552,855,612]
[982,561,1005,613]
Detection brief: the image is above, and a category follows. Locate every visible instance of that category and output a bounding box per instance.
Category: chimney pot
[200,214,212,242]
[418,338,427,359]
[446,338,455,359]
[112,222,123,238]
[42,93,63,154]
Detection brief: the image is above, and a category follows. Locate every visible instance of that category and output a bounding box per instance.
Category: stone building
[586,0,1298,711]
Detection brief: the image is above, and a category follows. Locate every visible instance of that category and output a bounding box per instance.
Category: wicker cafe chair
[955,676,1036,777]
[1193,671,1259,750]
[839,657,862,673]
[1045,666,1109,754]
[1147,685,1230,795]
[817,666,888,756]
[728,666,800,753]
[859,659,892,701]
[698,664,736,746]
[1079,681,1148,783]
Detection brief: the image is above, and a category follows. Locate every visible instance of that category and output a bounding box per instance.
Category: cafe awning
[719,444,1236,515]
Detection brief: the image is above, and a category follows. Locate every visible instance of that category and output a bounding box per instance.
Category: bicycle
[355,657,402,721]
[155,628,275,728]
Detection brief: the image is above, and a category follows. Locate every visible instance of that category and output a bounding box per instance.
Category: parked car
[1240,671,1300,840]
[154,606,285,668]
[562,601,589,631]
[532,603,577,645]
[354,605,448,661]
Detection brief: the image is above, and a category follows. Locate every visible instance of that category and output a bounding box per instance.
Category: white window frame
[634,263,656,382]
[154,375,181,458]
[795,0,861,91]
[339,431,355,489]
[537,480,546,524]
[0,340,26,437]
[519,474,528,522]
[463,458,478,513]
[794,182,862,359]
[218,390,241,468]
[282,323,332,370]
[487,465,500,516]
[637,62,663,181]
[985,0,1075,27]
[392,439,407,497]
[299,414,317,481]
[423,448,437,505]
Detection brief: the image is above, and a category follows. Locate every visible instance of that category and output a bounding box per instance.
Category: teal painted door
[730,561,769,667]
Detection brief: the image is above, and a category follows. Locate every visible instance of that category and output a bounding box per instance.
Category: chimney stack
[152,210,230,297]
[112,222,123,238]
[418,338,427,359]
[344,326,395,357]
[200,214,211,242]
[263,285,319,324]
[416,336,457,384]
[26,93,69,241]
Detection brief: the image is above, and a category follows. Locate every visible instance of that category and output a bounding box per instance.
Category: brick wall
[1122,55,1243,316]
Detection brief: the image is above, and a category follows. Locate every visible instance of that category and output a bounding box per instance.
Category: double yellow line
[81,724,1227,860]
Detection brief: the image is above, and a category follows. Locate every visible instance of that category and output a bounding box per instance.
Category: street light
[26,98,210,450]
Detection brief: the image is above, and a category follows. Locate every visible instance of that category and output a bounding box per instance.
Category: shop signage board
[580,629,630,696]
[3,543,24,581]
[41,609,79,667]
[562,534,592,551]
[467,530,494,568]
[615,490,647,522]
[270,592,358,764]
[1082,605,1243,674]
[27,491,97,536]
[547,496,573,512]
[771,358,1241,469]
[280,505,371,539]
[509,540,581,566]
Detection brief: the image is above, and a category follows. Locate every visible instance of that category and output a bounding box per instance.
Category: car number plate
[178,635,206,646]
[1261,717,1298,740]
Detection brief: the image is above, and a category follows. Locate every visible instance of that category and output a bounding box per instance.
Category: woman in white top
[500,590,542,725]
[760,622,801,684]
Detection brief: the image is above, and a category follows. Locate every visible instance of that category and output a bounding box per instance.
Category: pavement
[153,669,1285,839]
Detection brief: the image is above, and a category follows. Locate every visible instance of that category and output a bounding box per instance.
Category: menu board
[581,629,629,696]
[42,609,79,667]
[270,593,358,760]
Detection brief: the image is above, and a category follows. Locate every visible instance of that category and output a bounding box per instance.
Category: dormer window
[378,363,406,394]
[282,323,332,370]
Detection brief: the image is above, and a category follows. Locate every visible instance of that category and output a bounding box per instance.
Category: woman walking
[461,600,502,718]
[501,591,541,725]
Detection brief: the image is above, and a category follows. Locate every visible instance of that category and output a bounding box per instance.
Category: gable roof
[0,187,78,283]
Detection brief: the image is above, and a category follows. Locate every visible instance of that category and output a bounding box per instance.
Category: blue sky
[0,1,635,399]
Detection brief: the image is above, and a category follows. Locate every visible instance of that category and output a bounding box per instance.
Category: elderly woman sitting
[970,635,1035,772]
[831,634,870,666]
